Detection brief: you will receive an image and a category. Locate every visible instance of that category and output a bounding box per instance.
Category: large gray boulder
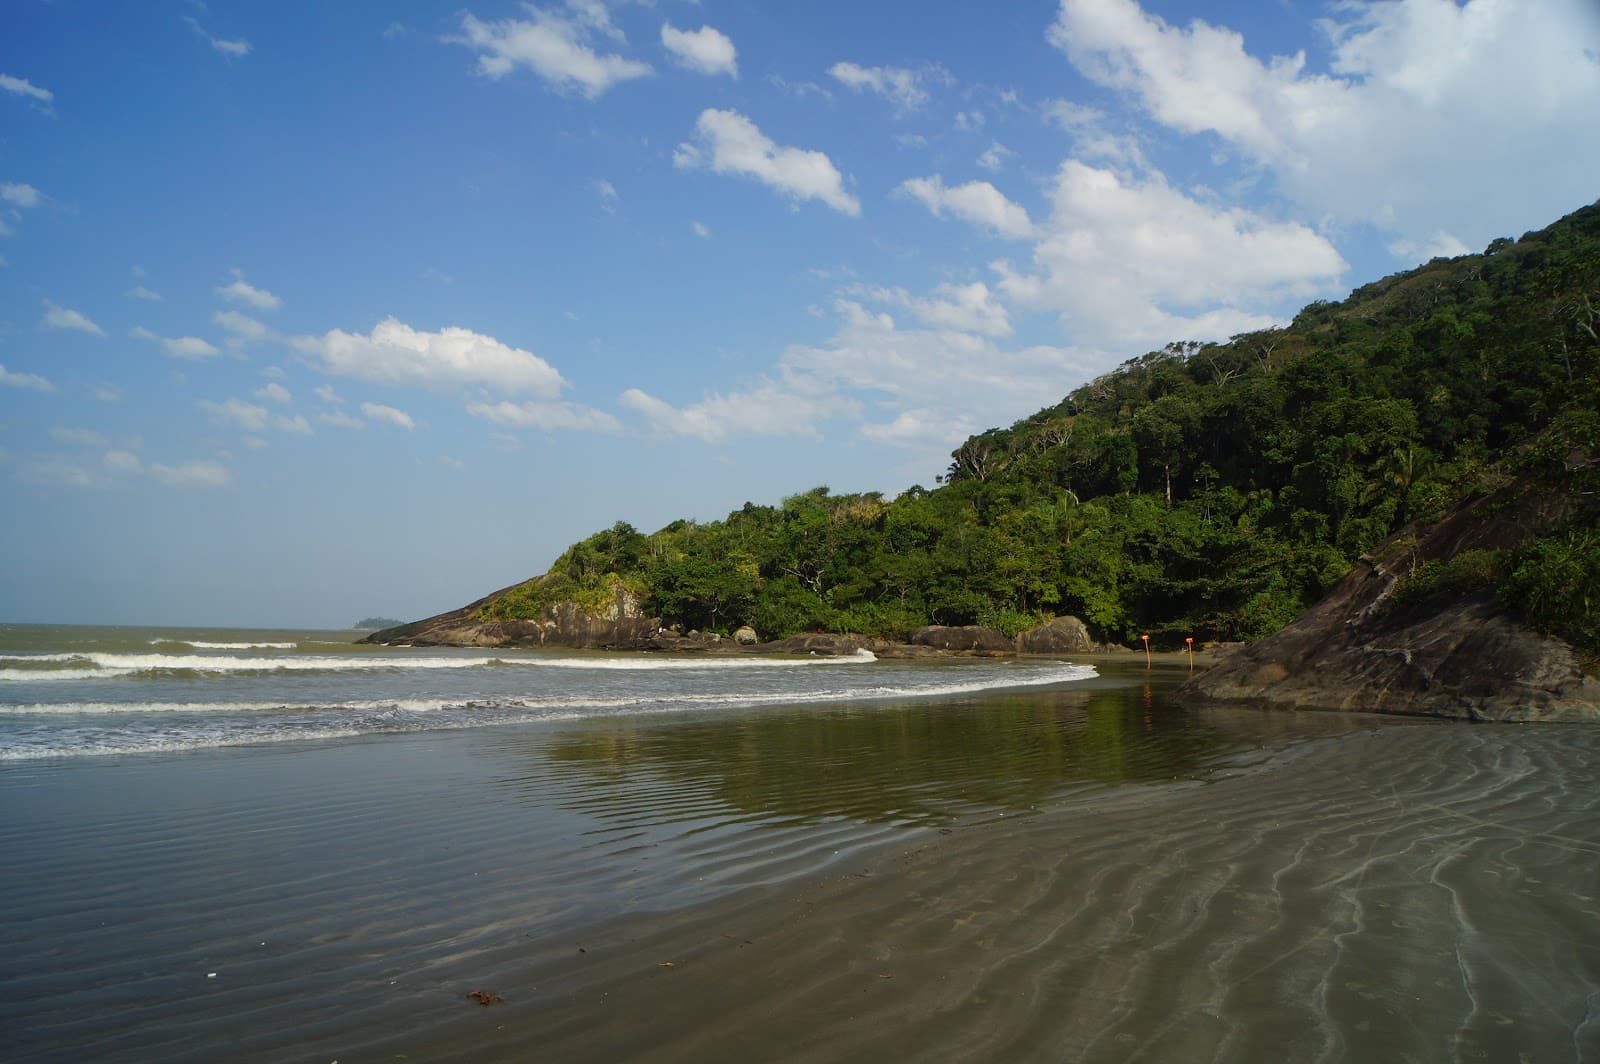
[908,625,1013,654]
[1016,616,1093,654]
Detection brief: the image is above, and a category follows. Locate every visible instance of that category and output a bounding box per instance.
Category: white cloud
[976,142,1015,172]
[50,427,106,447]
[314,384,342,404]
[149,460,232,487]
[360,402,416,430]
[1048,0,1600,254]
[215,269,280,311]
[466,399,623,433]
[954,110,985,131]
[199,398,312,435]
[675,109,860,216]
[619,371,857,443]
[828,61,929,112]
[595,178,619,214]
[661,23,738,78]
[319,409,365,429]
[126,286,162,302]
[991,159,1345,349]
[41,301,104,336]
[28,449,231,490]
[89,384,121,402]
[214,309,269,339]
[1387,231,1472,265]
[15,458,94,488]
[255,382,291,403]
[0,74,52,105]
[1,182,41,208]
[692,220,710,239]
[898,176,1033,239]
[458,4,652,98]
[163,336,221,360]
[296,317,566,397]
[0,363,53,391]
[846,281,1012,337]
[184,17,252,58]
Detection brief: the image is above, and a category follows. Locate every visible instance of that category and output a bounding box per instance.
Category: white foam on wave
[149,640,299,650]
[0,664,1099,759]
[0,647,880,680]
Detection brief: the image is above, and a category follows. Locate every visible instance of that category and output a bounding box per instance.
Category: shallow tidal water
[1,626,1596,1062]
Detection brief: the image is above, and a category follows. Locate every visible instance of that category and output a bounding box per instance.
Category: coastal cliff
[1182,482,1600,722]
[359,579,660,650]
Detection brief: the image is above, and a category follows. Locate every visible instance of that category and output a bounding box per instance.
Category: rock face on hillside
[360,581,660,650]
[1182,492,1600,722]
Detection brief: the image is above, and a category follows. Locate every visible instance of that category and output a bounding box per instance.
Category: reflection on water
[501,663,1383,829]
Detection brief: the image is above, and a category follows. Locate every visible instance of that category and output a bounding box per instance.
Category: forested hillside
[485,202,1600,654]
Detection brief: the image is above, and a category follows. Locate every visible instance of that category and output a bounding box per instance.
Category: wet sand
[4,668,1598,1062]
[412,723,1600,1063]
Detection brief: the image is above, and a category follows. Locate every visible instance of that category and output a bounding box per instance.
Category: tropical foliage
[484,202,1600,656]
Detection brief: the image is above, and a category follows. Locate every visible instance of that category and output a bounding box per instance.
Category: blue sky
[2,0,1598,627]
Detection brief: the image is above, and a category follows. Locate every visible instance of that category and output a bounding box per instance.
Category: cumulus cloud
[0,363,53,391]
[41,301,104,336]
[254,382,291,403]
[466,399,622,433]
[214,309,269,339]
[845,281,1013,337]
[0,73,52,105]
[675,109,860,216]
[360,402,416,430]
[1,182,41,208]
[295,317,566,397]
[459,3,652,98]
[619,371,857,443]
[127,285,162,302]
[50,427,106,447]
[199,398,312,435]
[692,220,711,238]
[164,335,221,360]
[990,159,1345,349]
[215,269,280,311]
[661,23,737,77]
[897,176,1033,239]
[828,61,931,112]
[976,142,1015,172]
[105,448,232,488]
[1048,0,1600,255]
[319,409,365,429]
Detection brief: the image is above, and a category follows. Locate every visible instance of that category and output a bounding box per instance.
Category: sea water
[0,623,1097,760]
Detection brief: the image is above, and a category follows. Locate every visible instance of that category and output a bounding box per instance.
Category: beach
[3,630,1598,1061]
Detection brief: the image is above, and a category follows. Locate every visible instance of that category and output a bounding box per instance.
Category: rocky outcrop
[733,626,759,646]
[361,580,660,651]
[1182,490,1600,722]
[1016,616,1093,654]
[908,625,1014,654]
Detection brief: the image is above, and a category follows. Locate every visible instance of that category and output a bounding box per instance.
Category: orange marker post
[1185,636,1195,669]
[1141,633,1151,667]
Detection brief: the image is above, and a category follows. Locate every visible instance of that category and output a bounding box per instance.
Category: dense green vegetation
[484,202,1600,655]
[353,616,405,630]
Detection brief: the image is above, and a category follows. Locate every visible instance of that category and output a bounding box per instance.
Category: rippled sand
[4,678,1598,1062]
[430,724,1600,1063]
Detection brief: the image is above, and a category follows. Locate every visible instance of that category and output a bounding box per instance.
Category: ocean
[0,623,1097,761]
